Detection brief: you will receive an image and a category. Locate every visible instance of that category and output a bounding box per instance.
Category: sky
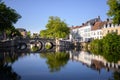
[3,0,109,34]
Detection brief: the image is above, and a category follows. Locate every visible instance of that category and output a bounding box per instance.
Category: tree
[90,39,103,55]
[0,2,21,39]
[90,33,120,63]
[102,33,120,62]
[6,26,22,39]
[107,0,120,24]
[27,31,31,38]
[39,30,48,38]
[39,16,70,39]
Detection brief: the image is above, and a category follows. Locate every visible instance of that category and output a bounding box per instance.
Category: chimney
[98,16,100,19]
[82,23,84,26]
[107,18,109,22]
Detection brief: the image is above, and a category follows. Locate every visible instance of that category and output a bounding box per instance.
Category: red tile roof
[91,21,105,31]
[70,26,81,29]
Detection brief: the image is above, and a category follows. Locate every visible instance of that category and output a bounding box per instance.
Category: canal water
[0,47,120,80]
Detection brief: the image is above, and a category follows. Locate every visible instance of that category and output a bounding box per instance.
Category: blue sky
[3,0,109,33]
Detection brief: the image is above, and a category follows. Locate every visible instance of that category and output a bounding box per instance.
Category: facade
[16,28,27,38]
[69,26,81,42]
[91,21,104,39]
[70,17,120,42]
[102,21,120,37]
[70,17,101,42]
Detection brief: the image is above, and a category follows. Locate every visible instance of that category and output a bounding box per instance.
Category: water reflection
[69,50,120,72]
[0,52,21,80]
[0,47,120,80]
[40,52,69,72]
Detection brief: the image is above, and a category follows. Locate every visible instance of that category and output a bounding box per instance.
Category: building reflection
[69,50,120,72]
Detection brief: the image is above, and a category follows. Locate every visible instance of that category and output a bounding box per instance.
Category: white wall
[91,29,103,40]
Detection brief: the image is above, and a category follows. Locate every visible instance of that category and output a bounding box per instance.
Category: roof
[91,21,105,31]
[70,26,81,29]
[70,16,101,30]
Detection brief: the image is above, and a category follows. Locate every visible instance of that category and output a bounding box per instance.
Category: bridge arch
[45,42,54,49]
[30,40,44,51]
[16,42,27,50]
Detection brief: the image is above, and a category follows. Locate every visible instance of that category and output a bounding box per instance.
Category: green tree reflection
[31,46,39,52]
[40,52,69,72]
[0,64,21,80]
[108,71,120,80]
[0,52,21,80]
[113,71,120,80]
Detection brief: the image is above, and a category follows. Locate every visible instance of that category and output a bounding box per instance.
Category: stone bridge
[0,38,56,51]
[0,38,74,52]
[14,38,56,50]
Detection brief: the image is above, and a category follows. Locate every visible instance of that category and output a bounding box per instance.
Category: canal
[0,47,120,80]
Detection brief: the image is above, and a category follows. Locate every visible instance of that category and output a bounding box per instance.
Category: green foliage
[90,39,103,55]
[113,71,120,80]
[40,52,69,72]
[39,30,47,38]
[0,2,21,39]
[31,46,39,52]
[39,16,70,38]
[102,33,120,62]
[0,2,21,31]
[90,33,120,63]
[45,42,52,49]
[27,31,31,38]
[107,0,120,24]
[4,26,22,39]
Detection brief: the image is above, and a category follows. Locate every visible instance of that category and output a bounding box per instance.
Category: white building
[69,26,81,42]
[70,16,101,42]
[91,21,104,40]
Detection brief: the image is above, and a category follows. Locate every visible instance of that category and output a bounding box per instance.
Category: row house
[91,21,104,39]
[102,20,120,37]
[70,17,120,42]
[70,16,101,42]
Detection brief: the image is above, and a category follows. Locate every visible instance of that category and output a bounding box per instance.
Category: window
[97,32,99,35]
[108,30,109,33]
[105,24,108,28]
[109,23,111,27]
[116,29,118,34]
